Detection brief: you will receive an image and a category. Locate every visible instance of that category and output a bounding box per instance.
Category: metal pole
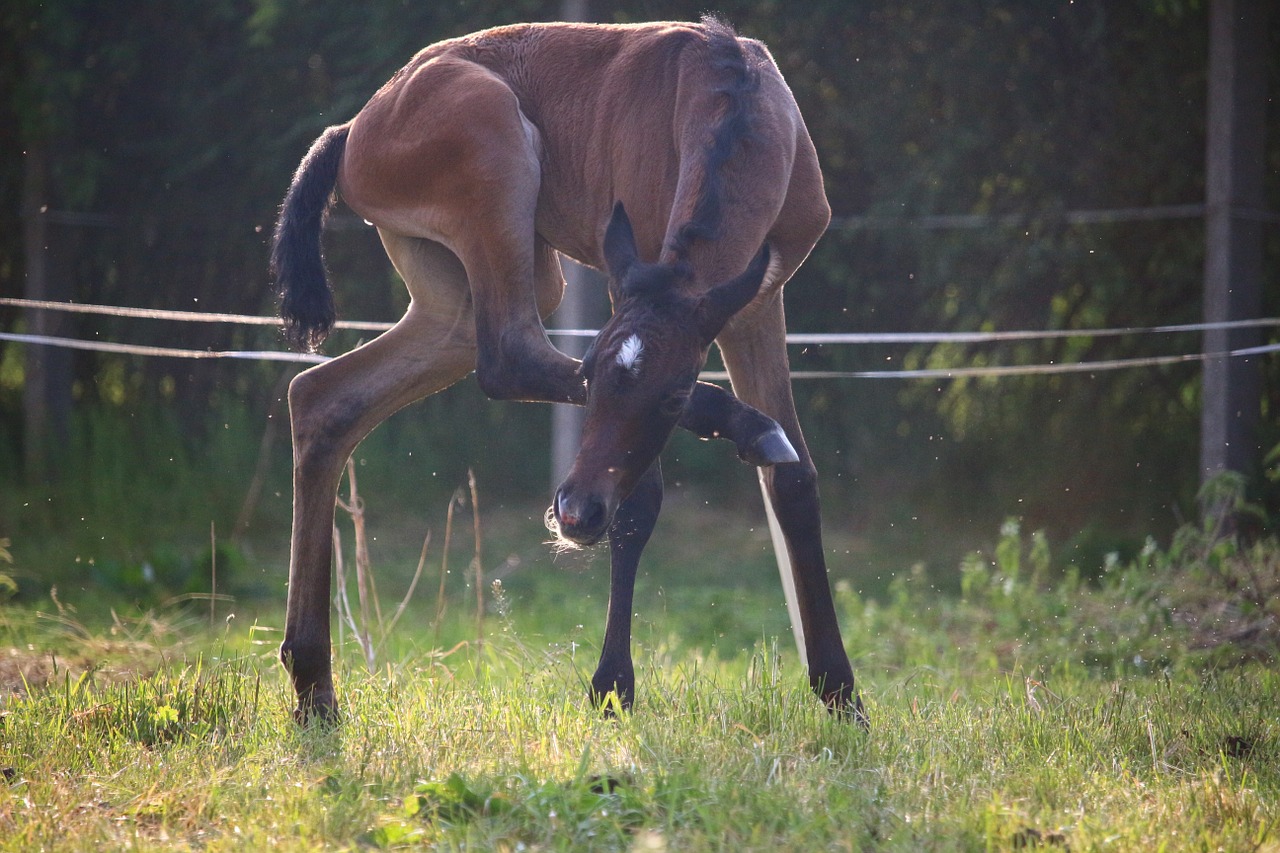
[550,258,598,488]
[550,0,594,492]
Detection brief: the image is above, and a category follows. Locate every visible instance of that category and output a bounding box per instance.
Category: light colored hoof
[744,425,799,466]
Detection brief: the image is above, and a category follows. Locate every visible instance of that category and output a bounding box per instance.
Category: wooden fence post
[1199,0,1270,492]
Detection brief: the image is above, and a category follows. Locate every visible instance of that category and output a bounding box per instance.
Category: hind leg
[394,68,586,406]
[282,235,474,722]
[711,140,864,721]
[717,292,863,723]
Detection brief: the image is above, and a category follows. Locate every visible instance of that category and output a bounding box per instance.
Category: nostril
[554,488,608,539]
[581,498,606,533]
[554,489,576,527]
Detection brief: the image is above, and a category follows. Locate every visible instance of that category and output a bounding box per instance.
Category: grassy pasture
[0,512,1277,851]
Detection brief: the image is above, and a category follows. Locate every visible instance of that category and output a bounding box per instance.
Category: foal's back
[339,20,812,284]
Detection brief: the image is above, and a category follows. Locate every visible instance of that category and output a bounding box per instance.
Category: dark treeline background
[1,1,1277,590]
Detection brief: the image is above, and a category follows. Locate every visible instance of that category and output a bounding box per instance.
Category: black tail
[271,124,350,352]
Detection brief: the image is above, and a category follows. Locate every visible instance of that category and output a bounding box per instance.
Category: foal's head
[552,203,770,545]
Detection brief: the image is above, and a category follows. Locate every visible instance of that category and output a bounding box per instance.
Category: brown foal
[271,16,863,724]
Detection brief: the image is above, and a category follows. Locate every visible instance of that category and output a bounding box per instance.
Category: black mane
[665,15,761,262]
[619,260,685,303]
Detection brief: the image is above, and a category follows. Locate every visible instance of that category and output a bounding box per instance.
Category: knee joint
[474,349,523,401]
[770,459,818,497]
[475,336,582,403]
[288,374,365,478]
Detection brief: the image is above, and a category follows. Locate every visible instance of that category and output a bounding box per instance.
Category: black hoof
[589,678,634,717]
[822,688,868,729]
[293,688,340,727]
[591,688,633,717]
[739,425,799,467]
[842,695,870,729]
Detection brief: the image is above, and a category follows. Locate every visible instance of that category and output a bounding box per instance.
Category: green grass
[0,512,1277,851]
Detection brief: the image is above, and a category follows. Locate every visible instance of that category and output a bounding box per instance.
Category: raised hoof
[739,425,799,467]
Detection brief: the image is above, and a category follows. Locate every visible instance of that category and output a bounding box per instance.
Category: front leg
[591,460,663,712]
[683,381,799,466]
[462,224,797,465]
[719,294,867,726]
[472,301,798,466]
[474,321,796,466]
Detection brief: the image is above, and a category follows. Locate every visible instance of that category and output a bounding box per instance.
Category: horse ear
[603,202,638,286]
[696,244,771,344]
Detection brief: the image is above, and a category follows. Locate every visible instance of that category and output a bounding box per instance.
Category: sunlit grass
[1,503,1278,850]
[1,589,1276,851]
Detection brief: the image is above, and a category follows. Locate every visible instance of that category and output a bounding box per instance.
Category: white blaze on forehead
[615,333,644,373]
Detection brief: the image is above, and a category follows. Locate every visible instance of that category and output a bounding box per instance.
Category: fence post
[1199,0,1269,493]
[549,0,596,491]
[550,258,604,488]
[21,145,73,485]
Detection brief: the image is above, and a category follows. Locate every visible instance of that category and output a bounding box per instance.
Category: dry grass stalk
[468,469,484,655]
[330,464,484,669]
[209,521,217,628]
[434,488,462,646]
[331,523,372,672]
[377,529,431,655]
[332,456,432,673]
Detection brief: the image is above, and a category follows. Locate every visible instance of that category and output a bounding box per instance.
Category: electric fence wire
[1,297,1277,380]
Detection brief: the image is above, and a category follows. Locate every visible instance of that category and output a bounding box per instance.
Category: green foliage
[86,541,246,605]
[846,516,1280,680]
[1264,440,1280,502]
[1,1,1277,594]
[0,537,15,601]
[960,518,1052,613]
[76,659,256,746]
[0,402,279,598]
